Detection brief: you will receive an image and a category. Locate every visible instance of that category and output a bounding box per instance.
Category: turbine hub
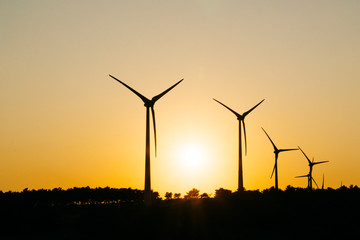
[144,100,153,108]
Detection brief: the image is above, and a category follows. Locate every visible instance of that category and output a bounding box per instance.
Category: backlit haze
[1,1,359,196]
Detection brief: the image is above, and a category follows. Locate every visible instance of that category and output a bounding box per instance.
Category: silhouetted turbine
[213,98,264,191]
[295,173,319,189]
[110,75,183,205]
[297,146,328,189]
[261,128,298,190]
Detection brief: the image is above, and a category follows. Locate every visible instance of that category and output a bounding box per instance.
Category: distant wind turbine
[297,146,329,189]
[110,75,183,206]
[261,128,298,190]
[213,98,264,191]
[295,173,319,189]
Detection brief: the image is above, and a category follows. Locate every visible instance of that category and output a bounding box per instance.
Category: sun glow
[178,143,207,172]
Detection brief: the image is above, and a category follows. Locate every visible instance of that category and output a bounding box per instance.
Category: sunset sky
[1,1,359,196]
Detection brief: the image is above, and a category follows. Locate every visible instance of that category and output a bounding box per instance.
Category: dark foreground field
[1,187,359,239]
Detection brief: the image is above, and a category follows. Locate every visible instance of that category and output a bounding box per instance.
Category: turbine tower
[213,98,264,192]
[297,146,328,189]
[110,75,183,205]
[261,128,298,190]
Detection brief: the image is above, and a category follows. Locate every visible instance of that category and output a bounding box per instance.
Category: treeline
[1,185,360,238]
[1,185,359,207]
[0,187,145,206]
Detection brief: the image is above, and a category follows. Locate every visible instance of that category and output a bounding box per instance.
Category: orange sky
[1,1,359,196]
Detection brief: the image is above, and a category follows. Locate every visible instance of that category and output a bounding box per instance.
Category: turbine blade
[213,98,242,118]
[151,106,157,157]
[295,174,309,178]
[279,148,298,152]
[261,128,278,151]
[109,75,149,103]
[298,146,312,164]
[312,177,319,189]
[243,99,265,117]
[313,161,329,165]
[242,120,247,155]
[152,79,183,103]
[270,162,276,179]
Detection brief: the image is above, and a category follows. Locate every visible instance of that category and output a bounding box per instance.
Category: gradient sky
[1,0,359,196]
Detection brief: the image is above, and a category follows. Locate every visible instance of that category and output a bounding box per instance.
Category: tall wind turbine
[110,75,183,206]
[213,98,264,191]
[261,128,298,190]
[297,146,328,189]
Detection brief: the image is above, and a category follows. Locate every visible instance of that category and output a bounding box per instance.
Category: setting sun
[179,144,207,172]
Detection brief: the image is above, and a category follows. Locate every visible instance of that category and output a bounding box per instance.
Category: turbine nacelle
[236,115,244,121]
[144,100,153,107]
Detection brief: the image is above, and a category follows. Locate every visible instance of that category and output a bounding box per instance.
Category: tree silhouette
[200,193,210,199]
[184,188,200,199]
[215,188,232,199]
[164,192,173,200]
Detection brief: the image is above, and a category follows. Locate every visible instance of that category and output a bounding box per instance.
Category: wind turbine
[213,98,264,191]
[261,128,298,190]
[295,173,319,189]
[297,146,328,189]
[110,75,183,206]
